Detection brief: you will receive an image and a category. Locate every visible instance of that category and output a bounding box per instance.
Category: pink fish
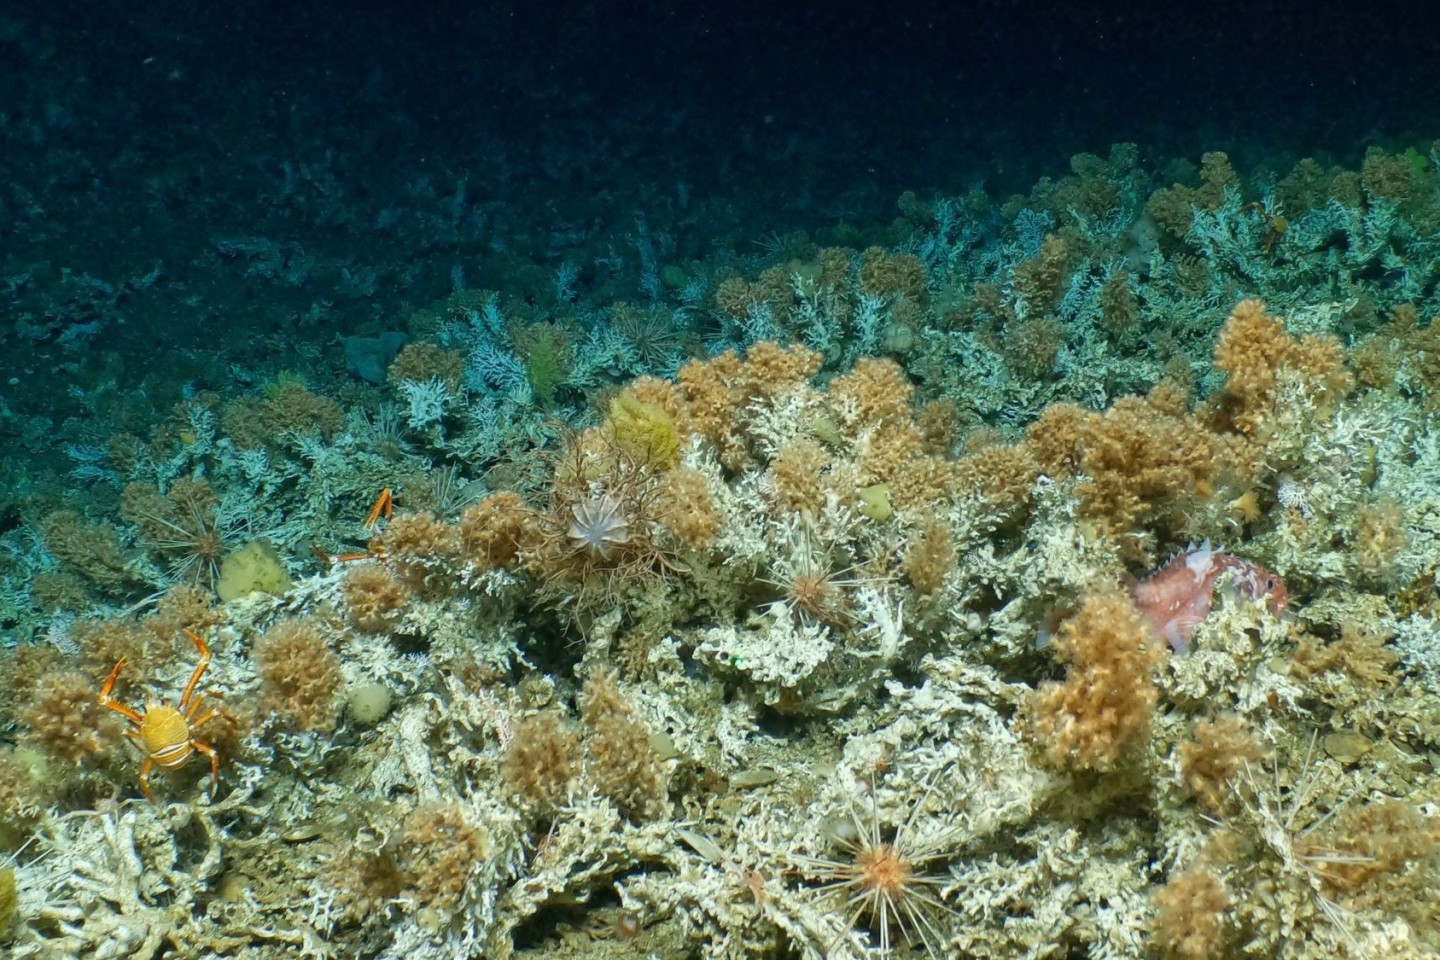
[1128,541,1287,653]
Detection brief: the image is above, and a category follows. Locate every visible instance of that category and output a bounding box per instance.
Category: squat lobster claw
[97,629,223,803]
[313,487,393,565]
[363,487,394,529]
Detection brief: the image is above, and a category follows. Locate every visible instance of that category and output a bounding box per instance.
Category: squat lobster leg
[313,487,394,564]
[364,487,394,529]
[97,629,223,803]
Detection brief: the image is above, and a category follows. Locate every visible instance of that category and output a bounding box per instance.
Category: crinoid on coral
[790,775,958,960]
[525,427,689,615]
[121,478,233,591]
[610,301,687,374]
[760,525,871,629]
[567,493,632,559]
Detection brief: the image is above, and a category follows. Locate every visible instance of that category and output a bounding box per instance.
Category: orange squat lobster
[97,628,222,803]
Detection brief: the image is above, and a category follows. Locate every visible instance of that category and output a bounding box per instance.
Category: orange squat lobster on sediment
[96,628,223,803]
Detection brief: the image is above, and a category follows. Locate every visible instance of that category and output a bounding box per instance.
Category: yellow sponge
[217,540,293,603]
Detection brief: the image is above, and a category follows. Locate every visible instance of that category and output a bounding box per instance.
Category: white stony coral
[397,376,452,431]
[11,800,233,959]
[1275,475,1313,518]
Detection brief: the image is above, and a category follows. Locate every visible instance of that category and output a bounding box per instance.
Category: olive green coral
[0,865,16,938]
[605,388,682,469]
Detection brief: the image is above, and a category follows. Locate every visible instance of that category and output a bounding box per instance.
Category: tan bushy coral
[857,246,927,302]
[1028,592,1164,772]
[740,341,823,395]
[1150,865,1231,960]
[68,585,217,681]
[713,275,763,321]
[854,420,925,487]
[903,518,955,594]
[1212,299,1352,437]
[1288,622,1398,693]
[828,356,914,428]
[768,438,834,515]
[1010,234,1072,314]
[458,491,540,571]
[222,378,345,447]
[502,710,580,816]
[341,564,412,635]
[262,380,346,438]
[1025,386,1224,555]
[914,398,960,455]
[816,246,856,291]
[145,583,227,643]
[0,748,45,845]
[999,304,1364,556]
[1099,271,1140,337]
[1144,151,1240,238]
[677,349,748,467]
[74,617,150,676]
[581,669,665,821]
[1360,147,1424,204]
[387,341,465,391]
[1177,716,1269,812]
[27,571,92,613]
[951,442,1040,518]
[1349,498,1409,582]
[38,509,132,594]
[654,467,720,548]
[1391,304,1440,396]
[0,645,63,730]
[674,342,823,469]
[1275,156,1338,214]
[1074,393,1222,547]
[1025,401,1091,477]
[753,263,805,316]
[1212,300,1301,425]
[254,618,343,733]
[395,801,491,913]
[1001,313,1066,377]
[885,452,956,509]
[20,670,126,768]
[1322,799,1437,906]
[380,511,461,586]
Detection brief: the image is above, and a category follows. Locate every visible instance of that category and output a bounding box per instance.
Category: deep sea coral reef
[4,142,1440,960]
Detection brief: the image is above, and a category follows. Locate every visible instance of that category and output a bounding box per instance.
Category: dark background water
[1,0,1436,421]
[13,0,1439,212]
